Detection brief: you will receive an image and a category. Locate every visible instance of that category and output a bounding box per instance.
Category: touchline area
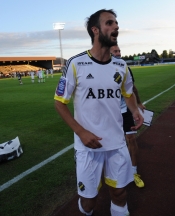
[0,84,175,192]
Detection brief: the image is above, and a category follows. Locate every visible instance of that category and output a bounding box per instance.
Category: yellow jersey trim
[87,50,92,57]
[87,50,112,60]
[54,95,69,104]
[121,67,131,98]
[97,180,102,191]
[105,177,117,188]
[72,63,77,84]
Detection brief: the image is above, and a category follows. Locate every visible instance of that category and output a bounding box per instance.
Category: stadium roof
[0,56,56,74]
[0,56,56,62]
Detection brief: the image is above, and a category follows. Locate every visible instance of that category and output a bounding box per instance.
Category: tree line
[122,50,174,61]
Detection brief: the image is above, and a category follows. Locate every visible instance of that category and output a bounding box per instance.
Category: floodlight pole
[58,29,63,67]
[53,22,65,69]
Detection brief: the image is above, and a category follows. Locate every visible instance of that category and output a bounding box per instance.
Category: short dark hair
[85,9,117,44]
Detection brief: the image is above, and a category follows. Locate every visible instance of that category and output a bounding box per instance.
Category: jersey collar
[87,50,111,65]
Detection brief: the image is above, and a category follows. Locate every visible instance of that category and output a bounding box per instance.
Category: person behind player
[37,68,42,83]
[30,70,35,83]
[110,45,121,57]
[13,72,16,79]
[17,72,23,84]
[36,69,39,83]
[42,69,46,83]
[111,45,146,188]
[54,9,143,216]
[50,68,53,78]
[46,69,49,78]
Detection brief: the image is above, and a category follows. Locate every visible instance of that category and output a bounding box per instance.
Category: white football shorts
[75,145,133,198]
[38,73,43,78]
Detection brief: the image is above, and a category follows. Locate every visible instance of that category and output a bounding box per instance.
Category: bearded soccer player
[54,9,143,216]
[111,45,145,188]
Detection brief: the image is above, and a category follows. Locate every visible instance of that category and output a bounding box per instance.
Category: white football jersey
[54,51,133,151]
[30,71,35,79]
[120,67,135,113]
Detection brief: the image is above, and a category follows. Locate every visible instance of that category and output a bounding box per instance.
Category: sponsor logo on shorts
[78,182,85,191]
[56,77,66,96]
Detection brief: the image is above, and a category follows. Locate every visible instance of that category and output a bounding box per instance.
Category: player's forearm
[55,100,84,135]
[124,93,144,130]
[124,93,138,114]
[133,85,146,110]
[133,85,141,104]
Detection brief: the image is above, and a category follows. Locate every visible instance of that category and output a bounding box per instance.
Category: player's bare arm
[133,85,146,111]
[55,100,102,149]
[124,93,144,130]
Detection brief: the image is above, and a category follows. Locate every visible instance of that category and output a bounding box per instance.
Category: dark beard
[98,30,117,48]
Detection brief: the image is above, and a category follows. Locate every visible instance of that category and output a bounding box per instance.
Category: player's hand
[131,110,144,131]
[78,129,102,149]
[138,103,146,112]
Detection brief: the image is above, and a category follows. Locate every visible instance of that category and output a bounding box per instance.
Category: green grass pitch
[0,65,175,215]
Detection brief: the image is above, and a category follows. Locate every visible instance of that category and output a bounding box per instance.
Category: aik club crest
[78,182,85,191]
[113,71,122,84]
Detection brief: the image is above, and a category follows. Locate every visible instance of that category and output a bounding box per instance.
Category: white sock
[132,166,137,175]
[110,202,129,216]
[78,198,93,215]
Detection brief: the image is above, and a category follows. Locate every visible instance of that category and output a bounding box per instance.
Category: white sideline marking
[0,144,74,192]
[0,84,175,192]
[143,84,175,105]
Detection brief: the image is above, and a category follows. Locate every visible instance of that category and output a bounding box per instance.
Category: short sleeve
[121,66,133,98]
[54,61,76,104]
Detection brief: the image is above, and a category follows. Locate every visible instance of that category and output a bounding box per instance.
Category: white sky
[1,0,175,59]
